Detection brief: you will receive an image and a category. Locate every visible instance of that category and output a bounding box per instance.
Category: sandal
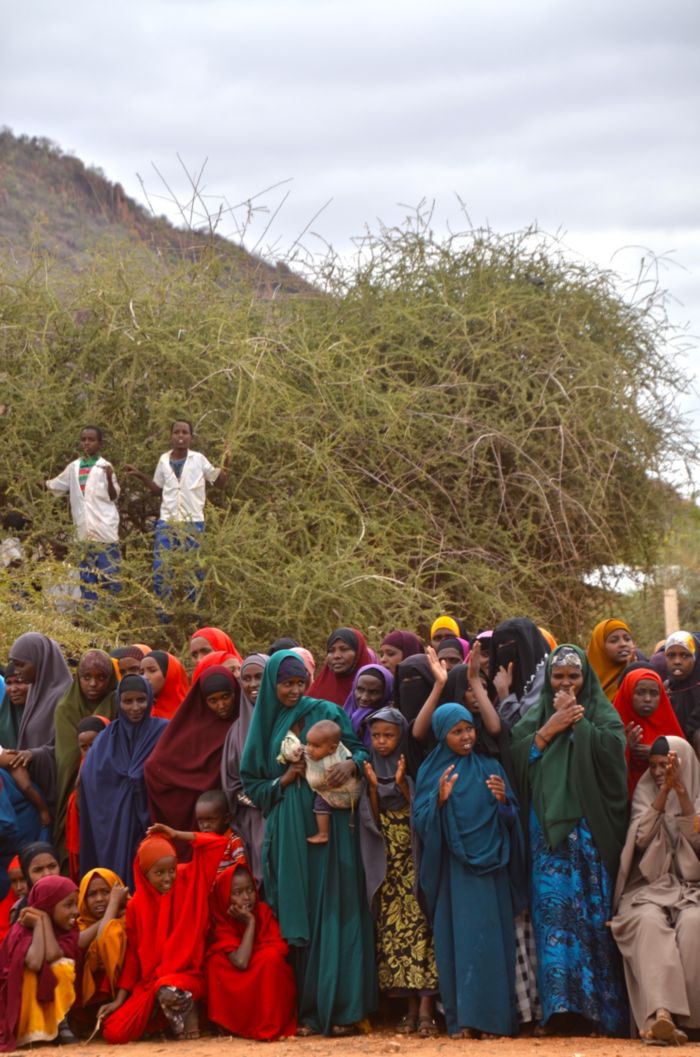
[417,1016,438,1038]
[330,1024,357,1037]
[396,1014,418,1035]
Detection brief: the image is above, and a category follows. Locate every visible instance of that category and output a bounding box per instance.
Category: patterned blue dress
[529,747,628,1034]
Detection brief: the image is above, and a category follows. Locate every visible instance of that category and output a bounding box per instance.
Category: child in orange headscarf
[76,869,129,1020]
[587,619,636,701]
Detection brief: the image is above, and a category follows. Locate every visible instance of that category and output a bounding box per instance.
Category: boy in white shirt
[45,425,121,608]
[125,419,230,611]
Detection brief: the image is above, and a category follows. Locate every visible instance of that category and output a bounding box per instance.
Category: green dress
[240,651,377,1034]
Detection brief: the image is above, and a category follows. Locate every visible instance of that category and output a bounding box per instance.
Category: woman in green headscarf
[53,650,117,863]
[240,650,377,1036]
[511,644,628,1035]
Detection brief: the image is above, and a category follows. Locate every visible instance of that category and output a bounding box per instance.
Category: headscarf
[53,649,117,857]
[77,867,127,1004]
[291,647,316,678]
[191,649,236,685]
[18,841,58,888]
[429,615,460,641]
[190,627,242,663]
[489,618,549,701]
[145,665,239,834]
[665,630,697,655]
[268,637,301,654]
[145,650,190,719]
[0,666,21,750]
[612,667,685,796]
[511,644,628,876]
[664,631,700,744]
[436,636,469,661]
[109,646,146,680]
[307,627,375,706]
[343,663,395,747]
[79,676,167,889]
[380,630,425,658]
[0,875,78,1051]
[395,653,435,724]
[586,618,634,701]
[366,707,408,811]
[538,627,558,651]
[8,633,72,793]
[440,663,514,779]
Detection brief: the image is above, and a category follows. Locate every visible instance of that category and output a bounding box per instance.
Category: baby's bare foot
[307,833,329,844]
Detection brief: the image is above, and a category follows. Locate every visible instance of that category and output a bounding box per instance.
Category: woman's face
[276,677,306,709]
[7,656,36,683]
[189,636,213,665]
[378,644,403,675]
[52,892,78,932]
[117,655,141,678]
[145,856,177,894]
[140,656,165,696]
[445,720,476,756]
[604,628,634,665]
[369,720,401,757]
[120,690,149,724]
[84,874,112,919]
[437,647,463,672]
[355,672,385,710]
[666,646,695,681]
[631,678,661,718]
[27,852,59,886]
[326,638,356,676]
[431,628,455,649]
[649,753,669,788]
[205,689,237,720]
[79,661,111,703]
[5,674,29,706]
[240,664,263,703]
[549,664,584,697]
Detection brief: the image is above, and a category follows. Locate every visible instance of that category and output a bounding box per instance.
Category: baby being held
[277,719,360,844]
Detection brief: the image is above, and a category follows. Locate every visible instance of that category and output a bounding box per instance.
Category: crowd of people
[0,613,698,1048]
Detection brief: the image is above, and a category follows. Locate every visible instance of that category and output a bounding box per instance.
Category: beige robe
[611,736,700,1030]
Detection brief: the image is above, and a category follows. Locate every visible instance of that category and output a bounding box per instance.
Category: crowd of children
[0,609,699,1047]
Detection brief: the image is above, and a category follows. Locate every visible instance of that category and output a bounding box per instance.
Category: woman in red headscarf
[613,667,686,797]
[100,828,226,1043]
[189,628,242,670]
[308,628,375,707]
[205,862,296,1039]
[139,652,190,720]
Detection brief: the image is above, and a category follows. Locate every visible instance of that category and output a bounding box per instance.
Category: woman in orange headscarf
[139,652,189,720]
[587,619,636,701]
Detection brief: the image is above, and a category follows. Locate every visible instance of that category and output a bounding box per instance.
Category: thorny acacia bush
[0,222,694,660]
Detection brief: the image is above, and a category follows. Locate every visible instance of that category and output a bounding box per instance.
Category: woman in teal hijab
[413,702,525,1038]
[240,650,377,1036]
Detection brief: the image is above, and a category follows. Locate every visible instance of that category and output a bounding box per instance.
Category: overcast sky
[4,0,700,437]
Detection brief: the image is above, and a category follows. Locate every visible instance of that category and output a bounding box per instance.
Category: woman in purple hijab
[343,664,395,748]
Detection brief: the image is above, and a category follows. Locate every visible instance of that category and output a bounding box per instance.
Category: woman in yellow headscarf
[586,619,635,701]
[429,616,461,648]
[76,868,129,1014]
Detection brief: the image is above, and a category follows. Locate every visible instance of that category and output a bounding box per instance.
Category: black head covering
[119,674,150,695]
[76,715,109,735]
[489,618,548,700]
[19,842,59,886]
[268,637,301,654]
[436,637,465,658]
[201,669,236,697]
[147,650,170,677]
[326,627,359,652]
[110,646,145,661]
[394,653,436,779]
[649,735,670,757]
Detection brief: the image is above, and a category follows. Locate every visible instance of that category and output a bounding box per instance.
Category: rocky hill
[0,128,312,297]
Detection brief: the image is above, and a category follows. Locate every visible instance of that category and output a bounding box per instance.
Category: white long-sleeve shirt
[153,450,220,523]
[46,456,120,544]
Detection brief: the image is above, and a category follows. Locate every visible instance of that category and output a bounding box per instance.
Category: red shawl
[205,864,296,1040]
[0,876,79,1052]
[102,832,225,1044]
[191,627,242,663]
[613,667,685,796]
[145,666,240,834]
[147,652,190,720]
[308,628,375,706]
[191,650,236,685]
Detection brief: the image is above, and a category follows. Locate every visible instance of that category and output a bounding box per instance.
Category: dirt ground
[36,1031,697,1057]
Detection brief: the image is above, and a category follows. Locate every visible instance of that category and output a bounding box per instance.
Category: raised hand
[493,662,513,702]
[395,754,406,786]
[438,763,459,806]
[485,774,506,803]
[426,645,448,686]
[363,761,378,788]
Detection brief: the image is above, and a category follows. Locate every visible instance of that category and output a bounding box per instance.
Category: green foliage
[0,216,694,660]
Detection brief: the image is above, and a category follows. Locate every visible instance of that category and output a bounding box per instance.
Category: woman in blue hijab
[413,702,525,1038]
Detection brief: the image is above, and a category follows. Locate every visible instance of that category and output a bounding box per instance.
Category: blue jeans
[153,519,204,606]
[79,541,121,608]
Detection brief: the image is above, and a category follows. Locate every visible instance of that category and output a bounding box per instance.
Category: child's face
[52,892,78,931]
[205,689,237,720]
[666,645,695,681]
[305,731,338,762]
[240,664,263,703]
[145,855,177,894]
[78,730,100,757]
[79,662,111,703]
[631,678,661,719]
[84,874,112,919]
[445,720,476,756]
[8,868,27,898]
[195,802,229,834]
[604,628,634,664]
[378,643,402,675]
[170,421,193,451]
[27,853,60,886]
[117,656,141,678]
[5,674,29,706]
[228,871,257,918]
[79,428,101,457]
[140,657,165,697]
[369,720,401,757]
[120,689,149,724]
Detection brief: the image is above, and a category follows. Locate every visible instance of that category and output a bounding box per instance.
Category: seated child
[0,858,27,944]
[75,869,129,1022]
[100,826,226,1043]
[0,875,79,1051]
[194,790,246,872]
[65,716,110,882]
[278,718,361,844]
[205,862,296,1040]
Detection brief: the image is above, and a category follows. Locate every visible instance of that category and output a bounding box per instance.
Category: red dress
[102,832,225,1043]
[205,864,296,1040]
